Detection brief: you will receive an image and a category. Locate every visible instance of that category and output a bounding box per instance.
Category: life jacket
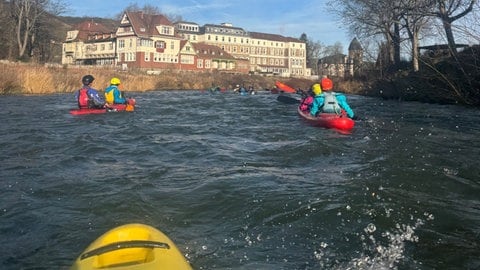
[105,87,115,104]
[322,92,342,114]
[299,96,313,112]
[77,88,90,108]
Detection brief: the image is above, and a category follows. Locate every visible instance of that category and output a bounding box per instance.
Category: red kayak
[275,81,296,93]
[70,99,136,115]
[298,107,355,133]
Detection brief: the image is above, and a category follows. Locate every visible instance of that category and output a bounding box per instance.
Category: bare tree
[400,0,433,71]
[331,0,404,68]
[430,0,477,55]
[117,3,183,22]
[0,1,15,59]
[300,33,325,75]
[9,0,65,59]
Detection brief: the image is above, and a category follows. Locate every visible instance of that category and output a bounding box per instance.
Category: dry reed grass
[0,61,321,95]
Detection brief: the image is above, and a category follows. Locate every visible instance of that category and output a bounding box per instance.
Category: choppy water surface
[1,90,479,269]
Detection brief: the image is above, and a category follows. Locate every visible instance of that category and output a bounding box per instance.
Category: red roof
[69,20,114,42]
[190,43,235,60]
[123,11,173,37]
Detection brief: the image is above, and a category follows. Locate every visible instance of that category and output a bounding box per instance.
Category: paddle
[277,95,300,104]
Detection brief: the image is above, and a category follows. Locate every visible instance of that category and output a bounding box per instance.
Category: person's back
[76,87,90,109]
[310,77,355,118]
[321,91,342,114]
[105,77,126,104]
[75,75,105,109]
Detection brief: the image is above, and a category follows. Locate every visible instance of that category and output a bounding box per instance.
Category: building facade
[318,38,363,78]
[62,12,310,77]
[63,21,116,65]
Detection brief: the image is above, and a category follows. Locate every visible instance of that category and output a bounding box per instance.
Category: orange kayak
[275,81,296,93]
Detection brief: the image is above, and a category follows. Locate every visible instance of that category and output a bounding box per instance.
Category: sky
[64,0,354,53]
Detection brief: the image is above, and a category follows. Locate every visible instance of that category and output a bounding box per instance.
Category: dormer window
[140,28,146,32]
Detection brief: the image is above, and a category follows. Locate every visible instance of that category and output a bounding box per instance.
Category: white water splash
[348,217,427,269]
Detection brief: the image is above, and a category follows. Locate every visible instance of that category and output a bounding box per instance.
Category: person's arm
[336,94,354,118]
[114,89,126,103]
[310,96,324,116]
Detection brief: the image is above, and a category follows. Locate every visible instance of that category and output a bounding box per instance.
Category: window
[156,41,166,49]
[161,26,171,35]
[197,59,203,68]
[181,55,194,64]
[145,52,150,62]
[125,52,136,62]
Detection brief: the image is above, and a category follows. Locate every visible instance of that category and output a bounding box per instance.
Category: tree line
[330,0,478,72]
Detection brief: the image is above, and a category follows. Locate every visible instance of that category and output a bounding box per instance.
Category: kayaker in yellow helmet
[299,83,319,112]
[105,77,127,104]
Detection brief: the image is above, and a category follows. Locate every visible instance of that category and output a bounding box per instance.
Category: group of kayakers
[75,74,354,120]
[299,77,356,119]
[75,74,134,109]
[233,84,256,95]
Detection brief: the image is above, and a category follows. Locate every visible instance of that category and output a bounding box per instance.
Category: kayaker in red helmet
[75,75,108,109]
[310,77,356,119]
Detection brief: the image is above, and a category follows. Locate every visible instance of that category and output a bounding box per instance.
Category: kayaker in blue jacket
[310,77,355,119]
[104,77,126,104]
[75,75,107,109]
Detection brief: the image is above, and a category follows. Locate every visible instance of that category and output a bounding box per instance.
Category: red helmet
[320,78,333,91]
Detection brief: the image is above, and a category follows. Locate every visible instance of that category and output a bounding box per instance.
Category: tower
[347,37,363,77]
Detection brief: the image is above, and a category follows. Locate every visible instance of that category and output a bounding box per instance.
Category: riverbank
[2,49,480,108]
[0,62,368,96]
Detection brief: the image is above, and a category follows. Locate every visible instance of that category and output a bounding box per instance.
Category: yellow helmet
[312,83,322,96]
[110,77,121,85]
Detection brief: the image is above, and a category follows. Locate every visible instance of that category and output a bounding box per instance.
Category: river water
[1,90,479,269]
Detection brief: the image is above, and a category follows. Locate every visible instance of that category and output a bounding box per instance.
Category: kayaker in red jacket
[75,75,107,109]
[310,77,355,119]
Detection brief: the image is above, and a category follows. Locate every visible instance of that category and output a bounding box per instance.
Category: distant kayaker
[105,77,127,104]
[310,77,355,119]
[299,83,319,112]
[75,75,108,109]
